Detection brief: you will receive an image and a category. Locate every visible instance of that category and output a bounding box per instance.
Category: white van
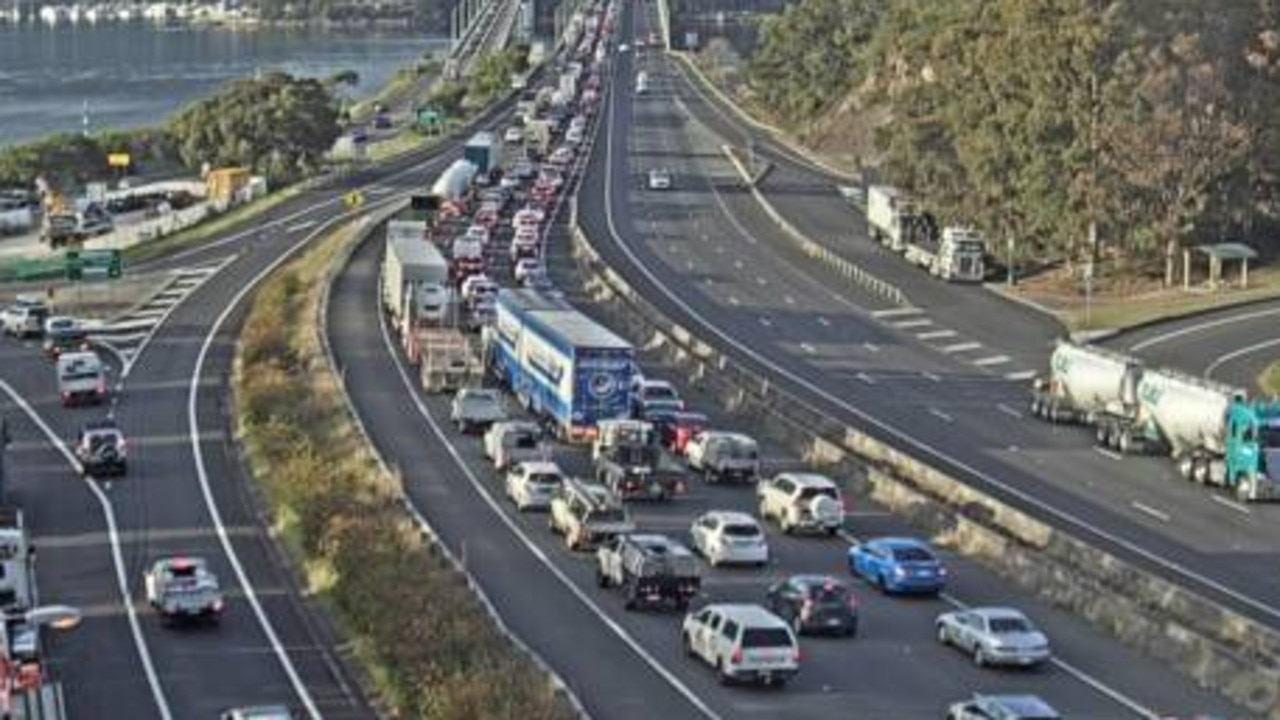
[57,351,107,407]
[681,603,799,686]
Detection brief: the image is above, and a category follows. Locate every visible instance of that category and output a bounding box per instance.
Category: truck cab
[592,419,686,501]
[934,226,986,282]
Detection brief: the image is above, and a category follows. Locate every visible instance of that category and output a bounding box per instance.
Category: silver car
[936,607,1050,668]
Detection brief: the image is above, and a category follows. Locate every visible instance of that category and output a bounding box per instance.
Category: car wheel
[877,573,890,594]
[973,645,987,667]
[936,624,949,646]
[781,516,793,535]
[596,570,609,588]
[716,660,732,686]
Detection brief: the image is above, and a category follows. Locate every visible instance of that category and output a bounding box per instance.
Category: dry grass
[233,219,575,720]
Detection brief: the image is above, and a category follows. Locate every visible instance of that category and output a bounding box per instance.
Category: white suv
[689,511,768,567]
[757,473,844,535]
[681,603,799,687]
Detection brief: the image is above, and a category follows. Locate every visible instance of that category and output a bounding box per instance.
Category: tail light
[96,380,106,395]
[730,648,743,665]
[800,599,813,621]
[793,648,803,663]
[675,480,687,494]
[212,599,225,613]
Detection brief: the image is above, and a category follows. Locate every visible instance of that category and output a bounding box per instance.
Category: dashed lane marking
[892,319,932,329]
[941,341,982,354]
[1131,502,1171,523]
[973,355,1011,367]
[917,329,957,340]
[1211,495,1252,516]
[929,407,954,423]
[997,403,1023,419]
[1094,447,1123,461]
[1005,370,1037,381]
[871,307,923,318]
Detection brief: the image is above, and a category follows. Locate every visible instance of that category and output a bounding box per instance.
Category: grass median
[233,217,575,720]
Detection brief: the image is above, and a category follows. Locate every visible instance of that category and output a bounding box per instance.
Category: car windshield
[643,385,677,400]
[797,486,838,501]
[891,546,935,563]
[529,473,561,486]
[512,432,538,449]
[806,583,851,604]
[741,627,792,648]
[722,523,760,538]
[591,508,627,523]
[726,441,757,459]
[462,393,500,409]
[989,616,1033,634]
[62,367,101,381]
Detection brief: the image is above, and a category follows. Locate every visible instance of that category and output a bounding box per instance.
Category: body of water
[0,23,448,147]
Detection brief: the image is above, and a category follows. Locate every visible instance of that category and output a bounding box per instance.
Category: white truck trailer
[1032,339,1280,500]
[382,230,450,326]
[865,185,986,282]
[431,159,478,204]
[866,185,921,253]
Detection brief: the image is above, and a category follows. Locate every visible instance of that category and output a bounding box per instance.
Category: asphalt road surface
[0,96,516,719]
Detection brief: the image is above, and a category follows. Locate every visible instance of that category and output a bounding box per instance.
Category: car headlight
[892,566,908,578]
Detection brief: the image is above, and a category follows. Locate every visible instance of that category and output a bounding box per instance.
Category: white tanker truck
[1032,339,1280,501]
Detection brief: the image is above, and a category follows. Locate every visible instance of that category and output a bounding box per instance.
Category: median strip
[232,211,581,720]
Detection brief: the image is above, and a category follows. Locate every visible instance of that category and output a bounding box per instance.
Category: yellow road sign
[344,191,365,209]
[107,153,131,168]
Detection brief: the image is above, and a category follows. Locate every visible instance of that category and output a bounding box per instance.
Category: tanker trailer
[1031,340,1142,435]
[430,159,479,204]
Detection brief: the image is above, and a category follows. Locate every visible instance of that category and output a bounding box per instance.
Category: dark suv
[765,574,859,637]
[75,419,127,477]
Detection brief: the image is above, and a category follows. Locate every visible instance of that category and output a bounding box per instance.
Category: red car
[652,411,709,455]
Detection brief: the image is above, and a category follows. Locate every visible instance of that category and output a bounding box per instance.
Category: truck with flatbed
[864,185,985,282]
[592,419,686,501]
[596,533,701,611]
[487,289,634,441]
[1032,339,1280,501]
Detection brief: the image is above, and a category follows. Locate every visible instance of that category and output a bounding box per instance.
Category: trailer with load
[464,132,504,177]
[382,229,450,326]
[430,159,478,205]
[486,289,634,441]
[591,419,687,501]
[596,533,701,611]
[1031,339,1280,501]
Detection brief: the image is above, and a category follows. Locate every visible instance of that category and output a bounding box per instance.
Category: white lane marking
[921,372,941,383]
[835,528,1157,719]
[928,407,954,423]
[855,372,876,385]
[1005,370,1037,381]
[1093,447,1123,461]
[727,296,739,306]
[892,318,932,329]
[605,53,1280,631]
[1203,336,1280,379]
[377,285,724,720]
[871,307,922,319]
[940,341,982,354]
[784,295,796,305]
[997,403,1023,419]
[799,343,817,355]
[816,316,831,327]
[0,380,174,720]
[1131,306,1280,352]
[1211,495,1252,516]
[862,342,880,353]
[759,317,773,328]
[123,259,237,378]
[186,194,406,720]
[1131,502,1171,523]
[917,329,957,340]
[973,355,1011,367]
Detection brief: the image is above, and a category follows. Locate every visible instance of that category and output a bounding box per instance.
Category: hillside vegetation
[745,0,1280,277]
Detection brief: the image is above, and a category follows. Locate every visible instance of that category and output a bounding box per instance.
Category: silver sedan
[935,607,1050,668]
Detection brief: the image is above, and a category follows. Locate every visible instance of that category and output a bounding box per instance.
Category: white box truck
[383,231,450,326]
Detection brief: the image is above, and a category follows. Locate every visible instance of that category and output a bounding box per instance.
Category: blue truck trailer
[488,290,634,441]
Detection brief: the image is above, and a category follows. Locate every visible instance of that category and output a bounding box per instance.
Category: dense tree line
[253,0,451,31]
[746,0,1280,277]
[168,72,341,184]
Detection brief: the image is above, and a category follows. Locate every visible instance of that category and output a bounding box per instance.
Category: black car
[766,574,859,637]
[42,317,88,358]
[74,418,127,477]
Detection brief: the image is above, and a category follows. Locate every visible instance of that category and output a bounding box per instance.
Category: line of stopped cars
[450,370,1063,713]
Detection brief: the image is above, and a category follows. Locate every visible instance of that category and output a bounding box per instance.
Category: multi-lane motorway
[0,97,516,717]
[584,3,1280,644]
[325,0,1240,718]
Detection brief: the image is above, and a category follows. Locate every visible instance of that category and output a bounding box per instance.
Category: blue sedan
[848,537,947,595]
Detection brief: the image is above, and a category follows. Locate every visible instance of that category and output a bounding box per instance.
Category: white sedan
[514,258,543,283]
[689,511,768,568]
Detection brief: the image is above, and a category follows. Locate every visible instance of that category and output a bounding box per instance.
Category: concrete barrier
[565,200,1280,719]
[720,144,908,308]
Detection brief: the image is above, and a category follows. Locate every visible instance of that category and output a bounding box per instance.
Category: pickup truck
[450,388,508,433]
[593,419,686,501]
[597,533,700,611]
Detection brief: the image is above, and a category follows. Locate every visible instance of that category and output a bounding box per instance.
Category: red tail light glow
[730,648,743,665]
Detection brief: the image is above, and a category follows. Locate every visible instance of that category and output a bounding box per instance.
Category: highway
[323,0,1242,718]
[592,5,1280,641]
[0,92,517,718]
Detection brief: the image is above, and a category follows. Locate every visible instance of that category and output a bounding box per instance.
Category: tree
[168,73,340,184]
[327,69,361,89]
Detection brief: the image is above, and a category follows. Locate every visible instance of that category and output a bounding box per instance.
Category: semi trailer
[864,185,986,282]
[1031,339,1280,501]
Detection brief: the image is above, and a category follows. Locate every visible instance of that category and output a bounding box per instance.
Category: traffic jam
[373,3,1136,718]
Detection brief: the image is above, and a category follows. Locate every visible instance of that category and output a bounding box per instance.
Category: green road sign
[65,249,123,281]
